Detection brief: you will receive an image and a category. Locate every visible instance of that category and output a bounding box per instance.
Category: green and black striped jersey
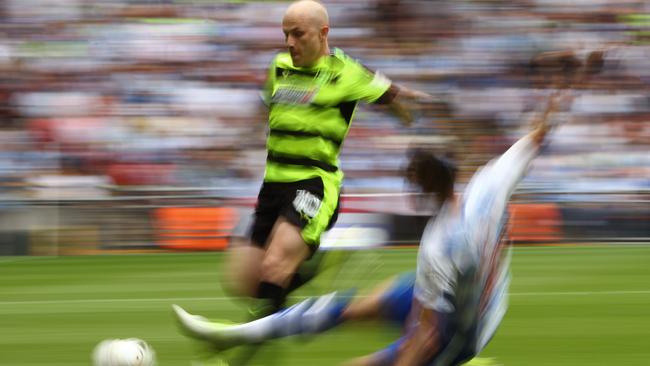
[262,48,394,184]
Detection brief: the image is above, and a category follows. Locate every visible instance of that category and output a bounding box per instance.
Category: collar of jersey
[290,48,345,72]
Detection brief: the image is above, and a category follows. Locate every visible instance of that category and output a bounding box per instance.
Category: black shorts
[249,177,340,251]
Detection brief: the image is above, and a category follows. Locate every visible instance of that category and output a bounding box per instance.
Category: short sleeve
[343,60,394,104]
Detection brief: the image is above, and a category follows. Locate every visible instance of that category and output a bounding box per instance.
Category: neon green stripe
[264,161,343,183]
[301,175,341,246]
[267,135,339,165]
[270,105,349,138]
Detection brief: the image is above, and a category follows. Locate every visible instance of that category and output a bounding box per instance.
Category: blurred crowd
[0,0,648,201]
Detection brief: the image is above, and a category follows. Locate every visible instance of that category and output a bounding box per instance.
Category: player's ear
[320,25,329,40]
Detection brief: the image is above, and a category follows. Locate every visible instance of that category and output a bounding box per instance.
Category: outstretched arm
[486,93,561,200]
[394,307,441,366]
[387,85,438,126]
[530,49,605,89]
[340,305,441,366]
[346,59,438,127]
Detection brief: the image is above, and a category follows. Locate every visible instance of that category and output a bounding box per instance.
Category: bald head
[284,0,329,28]
[282,0,330,67]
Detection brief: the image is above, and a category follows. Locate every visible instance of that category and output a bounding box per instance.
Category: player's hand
[389,99,416,126]
[391,87,444,126]
[409,90,438,104]
[531,93,562,144]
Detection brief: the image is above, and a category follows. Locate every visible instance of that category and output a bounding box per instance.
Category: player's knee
[263,236,309,275]
[260,249,295,282]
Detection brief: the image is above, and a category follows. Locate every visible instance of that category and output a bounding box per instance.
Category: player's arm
[395,306,441,366]
[530,49,604,73]
[530,50,582,70]
[392,254,457,366]
[346,60,435,126]
[487,94,560,197]
[530,49,605,88]
[386,85,437,126]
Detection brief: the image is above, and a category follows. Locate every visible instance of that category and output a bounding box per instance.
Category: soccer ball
[92,338,156,366]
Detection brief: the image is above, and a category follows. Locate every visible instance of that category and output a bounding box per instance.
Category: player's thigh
[221,184,279,296]
[343,276,398,320]
[261,217,311,286]
[343,272,415,322]
[221,238,265,297]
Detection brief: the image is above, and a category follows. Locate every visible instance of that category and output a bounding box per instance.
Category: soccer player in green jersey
[223,0,434,318]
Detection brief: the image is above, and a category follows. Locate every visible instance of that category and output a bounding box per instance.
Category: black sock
[287,273,304,294]
[287,251,325,294]
[255,281,286,313]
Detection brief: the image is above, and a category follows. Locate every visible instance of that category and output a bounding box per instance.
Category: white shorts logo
[293,190,322,219]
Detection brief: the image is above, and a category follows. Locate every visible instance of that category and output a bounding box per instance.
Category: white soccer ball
[92,338,156,366]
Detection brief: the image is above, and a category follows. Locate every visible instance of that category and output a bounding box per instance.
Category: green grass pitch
[1,245,649,365]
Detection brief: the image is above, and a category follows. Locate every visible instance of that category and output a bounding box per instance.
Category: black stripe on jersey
[270,128,343,147]
[267,152,338,173]
[376,84,399,105]
[337,100,358,125]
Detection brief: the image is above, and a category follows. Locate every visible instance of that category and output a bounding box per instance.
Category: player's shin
[243,290,353,341]
[175,291,353,349]
[249,281,287,319]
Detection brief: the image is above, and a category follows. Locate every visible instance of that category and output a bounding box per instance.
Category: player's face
[282,17,324,68]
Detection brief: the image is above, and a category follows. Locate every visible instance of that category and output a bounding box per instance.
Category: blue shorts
[374,272,475,366]
[378,272,416,325]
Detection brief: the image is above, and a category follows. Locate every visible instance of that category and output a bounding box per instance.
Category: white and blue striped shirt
[414,135,540,359]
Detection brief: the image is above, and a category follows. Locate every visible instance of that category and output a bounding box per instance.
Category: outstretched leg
[173,290,352,351]
[173,272,417,351]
